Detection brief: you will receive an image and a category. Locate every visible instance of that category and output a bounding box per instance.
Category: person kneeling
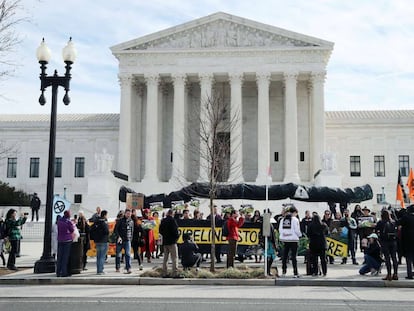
[180,233,202,271]
[359,233,382,276]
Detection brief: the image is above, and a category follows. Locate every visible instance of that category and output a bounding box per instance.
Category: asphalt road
[1,285,414,311]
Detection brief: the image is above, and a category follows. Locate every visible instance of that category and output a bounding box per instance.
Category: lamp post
[34,38,77,273]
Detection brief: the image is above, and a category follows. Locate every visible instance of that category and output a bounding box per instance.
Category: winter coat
[226,216,245,241]
[278,214,302,242]
[307,222,328,252]
[159,215,179,245]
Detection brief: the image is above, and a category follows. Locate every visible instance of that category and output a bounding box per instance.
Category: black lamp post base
[34,256,56,274]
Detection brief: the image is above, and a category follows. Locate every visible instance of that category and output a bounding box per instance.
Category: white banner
[52,195,72,222]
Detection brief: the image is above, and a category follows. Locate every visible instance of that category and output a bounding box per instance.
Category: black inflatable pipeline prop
[119,182,373,208]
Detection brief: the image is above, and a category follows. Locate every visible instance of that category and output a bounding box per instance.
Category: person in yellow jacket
[152,211,162,258]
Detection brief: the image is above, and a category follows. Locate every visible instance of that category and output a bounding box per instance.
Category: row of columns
[117,71,326,184]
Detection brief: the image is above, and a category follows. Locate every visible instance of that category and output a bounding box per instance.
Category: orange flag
[397,170,406,208]
[407,168,414,201]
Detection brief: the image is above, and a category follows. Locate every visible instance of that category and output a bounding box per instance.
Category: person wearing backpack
[376,209,399,281]
[94,210,109,275]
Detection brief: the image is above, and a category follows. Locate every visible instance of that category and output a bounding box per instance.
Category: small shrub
[216,267,250,279]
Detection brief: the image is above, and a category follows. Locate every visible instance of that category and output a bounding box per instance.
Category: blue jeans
[96,242,108,273]
[57,241,72,277]
[359,254,381,275]
[116,240,131,271]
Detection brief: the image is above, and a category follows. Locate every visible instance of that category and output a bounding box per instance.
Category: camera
[24,212,29,216]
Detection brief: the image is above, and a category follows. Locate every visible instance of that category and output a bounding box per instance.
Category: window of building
[300,152,305,162]
[350,156,361,177]
[374,155,385,177]
[74,194,82,203]
[30,157,40,178]
[274,152,279,162]
[74,157,85,178]
[399,155,409,177]
[55,157,62,178]
[7,157,17,178]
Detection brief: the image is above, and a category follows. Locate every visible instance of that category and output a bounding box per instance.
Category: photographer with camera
[4,208,27,270]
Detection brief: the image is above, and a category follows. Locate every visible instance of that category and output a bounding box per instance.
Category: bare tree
[0,0,25,83]
[183,90,240,272]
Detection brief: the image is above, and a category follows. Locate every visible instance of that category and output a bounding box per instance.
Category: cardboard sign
[126,193,144,210]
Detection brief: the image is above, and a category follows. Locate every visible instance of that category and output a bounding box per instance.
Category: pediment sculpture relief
[128,20,316,50]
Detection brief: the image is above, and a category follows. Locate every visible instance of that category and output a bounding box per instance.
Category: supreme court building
[1,12,413,215]
[111,12,332,187]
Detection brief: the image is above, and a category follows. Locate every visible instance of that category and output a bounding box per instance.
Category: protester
[51,215,60,259]
[226,209,245,268]
[94,210,109,275]
[76,211,90,270]
[142,208,155,263]
[0,217,6,266]
[340,209,358,265]
[322,210,334,264]
[159,209,182,278]
[278,206,302,277]
[114,208,134,274]
[266,220,278,276]
[152,211,162,258]
[300,210,313,237]
[376,209,398,281]
[88,206,102,223]
[56,210,74,277]
[207,205,223,263]
[359,233,382,276]
[131,209,144,270]
[357,206,376,252]
[397,204,414,279]
[307,213,328,276]
[252,210,263,263]
[4,209,27,270]
[180,232,202,271]
[30,192,41,222]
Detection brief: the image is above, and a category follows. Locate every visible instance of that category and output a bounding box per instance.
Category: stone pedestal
[83,172,121,217]
[314,170,342,188]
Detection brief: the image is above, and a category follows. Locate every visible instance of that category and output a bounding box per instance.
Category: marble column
[310,71,326,176]
[142,73,160,182]
[170,73,187,182]
[229,72,244,183]
[256,72,271,184]
[117,74,133,179]
[198,73,214,182]
[283,71,300,183]
[131,81,144,181]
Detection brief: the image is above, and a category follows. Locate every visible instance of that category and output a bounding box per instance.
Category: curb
[1,276,414,288]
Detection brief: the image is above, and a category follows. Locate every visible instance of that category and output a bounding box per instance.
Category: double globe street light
[34,38,77,273]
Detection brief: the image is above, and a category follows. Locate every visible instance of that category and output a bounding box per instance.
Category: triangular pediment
[111,12,333,52]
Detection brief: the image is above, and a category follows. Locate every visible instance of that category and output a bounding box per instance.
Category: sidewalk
[1,241,413,288]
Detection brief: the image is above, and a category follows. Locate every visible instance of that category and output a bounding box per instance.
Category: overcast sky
[0,0,413,114]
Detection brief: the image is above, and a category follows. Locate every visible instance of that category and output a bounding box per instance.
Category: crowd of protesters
[1,200,414,282]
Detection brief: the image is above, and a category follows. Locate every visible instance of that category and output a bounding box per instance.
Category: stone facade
[1,13,412,216]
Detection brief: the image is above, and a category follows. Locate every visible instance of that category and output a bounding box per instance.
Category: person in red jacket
[226,209,245,268]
